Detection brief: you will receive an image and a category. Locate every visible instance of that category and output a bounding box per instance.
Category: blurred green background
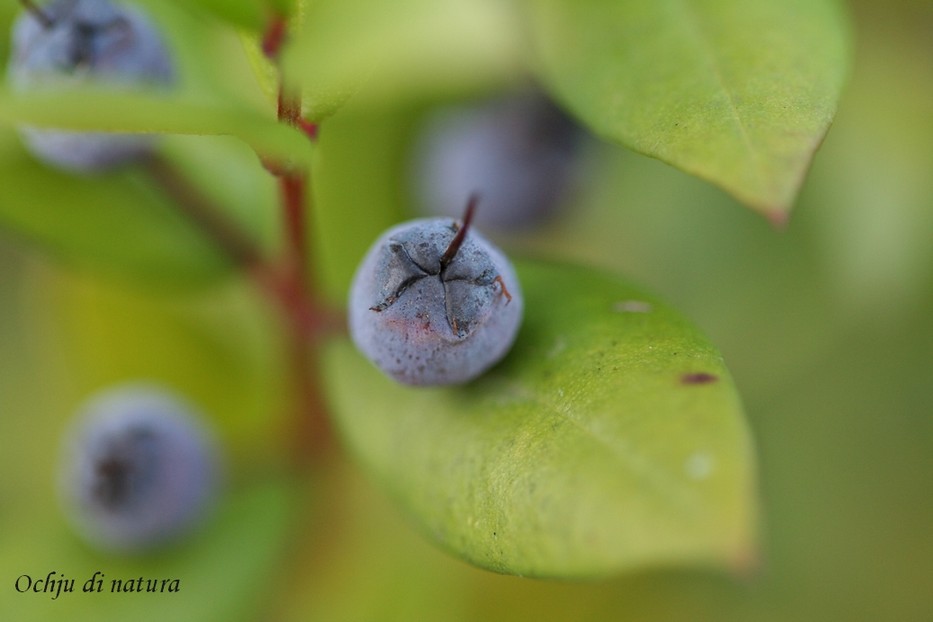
[0,0,931,620]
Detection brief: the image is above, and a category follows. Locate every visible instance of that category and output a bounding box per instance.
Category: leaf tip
[726,542,763,580]
[765,209,790,231]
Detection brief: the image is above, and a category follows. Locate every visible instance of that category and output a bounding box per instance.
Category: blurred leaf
[529,0,851,220]
[310,104,413,304]
[0,89,312,168]
[21,261,289,464]
[282,0,522,121]
[159,134,281,258]
[0,1,292,289]
[0,132,236,288]
[0,479,295,622]
[279,455,766,622]
[239,31,280,107]
[126,1,272,110]
[324,261,757,578]
[178,0,267,30]
[0,257,296,622]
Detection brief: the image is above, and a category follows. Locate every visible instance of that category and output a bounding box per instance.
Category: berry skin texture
[349,216,523,386]
[6,0,175,172]
[412,89,583,232]
[58,385,222,553]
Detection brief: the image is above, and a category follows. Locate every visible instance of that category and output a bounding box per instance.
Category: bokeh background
[0,0,931,620]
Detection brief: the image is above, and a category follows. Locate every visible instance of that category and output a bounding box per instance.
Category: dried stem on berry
[440,193,478,269]
[493,274,513,304]
[20,0,54,29]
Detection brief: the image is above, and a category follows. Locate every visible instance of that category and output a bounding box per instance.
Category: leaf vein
[671,0,766,189]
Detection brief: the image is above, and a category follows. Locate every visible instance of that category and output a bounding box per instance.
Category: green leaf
[282,0,522,121]
[529,0,851,220]
[0,89,313,169]
[323,261,757,578]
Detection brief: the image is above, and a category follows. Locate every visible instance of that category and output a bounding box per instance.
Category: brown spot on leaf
[681,372,718,385]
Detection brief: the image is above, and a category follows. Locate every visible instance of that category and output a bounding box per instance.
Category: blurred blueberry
[412,89,584,232]
[7,0,175,172]
[58,384,222,552]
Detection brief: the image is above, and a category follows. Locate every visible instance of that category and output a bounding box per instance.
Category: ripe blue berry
[6,0,175,172]
[349,198,523,386]
[412,89,583,232]
[58,385,221,552]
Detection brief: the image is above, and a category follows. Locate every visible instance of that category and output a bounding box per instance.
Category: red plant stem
[142,155,260,266]
[147,14,336,470]
[278,169,333,467]
[262,13,335,468]
[261,15,287,59]
[280,173,313,308]
[278,87,302,126]
[266,15,312,295]
[277,89,310,292]
[144,153,343,334]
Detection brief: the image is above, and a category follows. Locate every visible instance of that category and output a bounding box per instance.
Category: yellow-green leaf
[324,261,757,578]
[529,0,851,220]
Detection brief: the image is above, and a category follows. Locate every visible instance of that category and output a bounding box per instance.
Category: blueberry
[6,0,175,172]
[58,384,222,552]
[411,89,584,232]
[349,198,523,386]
